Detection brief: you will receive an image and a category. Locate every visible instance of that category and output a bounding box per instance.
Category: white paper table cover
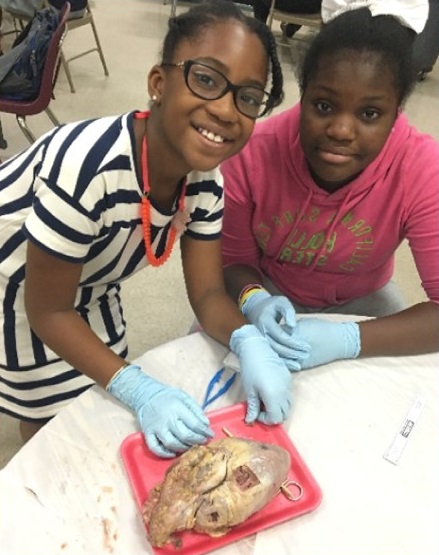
[0,315,437,555]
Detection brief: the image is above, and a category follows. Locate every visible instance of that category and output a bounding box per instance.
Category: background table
[0,315,437,555]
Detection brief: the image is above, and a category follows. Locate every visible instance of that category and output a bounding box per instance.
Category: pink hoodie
[221,104,439,307]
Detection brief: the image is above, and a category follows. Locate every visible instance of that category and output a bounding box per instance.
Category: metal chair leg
[0,118,8,150]
[90,17,109,75]
[16,115,36,143]
[45,107,60,126]
[60,50,76,93]
[16,108,60,145]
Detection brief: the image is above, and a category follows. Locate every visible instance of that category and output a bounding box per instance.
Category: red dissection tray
[120,402,322,555]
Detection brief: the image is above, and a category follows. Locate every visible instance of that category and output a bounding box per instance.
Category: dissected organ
[142,437,291,547]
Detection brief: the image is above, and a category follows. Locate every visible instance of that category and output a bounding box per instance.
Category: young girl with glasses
[0,1,305,457]
[221,6,439,370]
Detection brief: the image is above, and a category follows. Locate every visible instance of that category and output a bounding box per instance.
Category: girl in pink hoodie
[222,6,439,369]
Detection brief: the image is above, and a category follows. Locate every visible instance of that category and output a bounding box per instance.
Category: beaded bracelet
[238,283,267,311]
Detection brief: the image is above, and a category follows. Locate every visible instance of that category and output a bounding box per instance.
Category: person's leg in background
[227,0,321,27]
[223,0,270,22]
[47,0,86,20]
[0,8,3,55]
[266,0,322,37]
[250,0,271,21]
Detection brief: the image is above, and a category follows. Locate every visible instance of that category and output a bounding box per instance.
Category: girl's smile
[196,126,227,144]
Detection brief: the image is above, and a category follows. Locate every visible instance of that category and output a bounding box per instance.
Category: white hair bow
[321,0,429,33]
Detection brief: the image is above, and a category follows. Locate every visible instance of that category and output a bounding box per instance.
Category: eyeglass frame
[160,59,272,119]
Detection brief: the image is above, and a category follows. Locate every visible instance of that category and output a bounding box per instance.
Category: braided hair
[161,0,284,115]
[299,7,417,106]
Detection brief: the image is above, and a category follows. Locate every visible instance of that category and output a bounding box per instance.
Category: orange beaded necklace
[136,111,187,267]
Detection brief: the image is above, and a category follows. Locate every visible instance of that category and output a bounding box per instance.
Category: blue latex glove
[107,365,214,458]
[230,324,293,425]
[241,290,310,371]
[292,319,361,369]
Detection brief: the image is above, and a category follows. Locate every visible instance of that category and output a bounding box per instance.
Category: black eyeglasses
[161,59,271,119]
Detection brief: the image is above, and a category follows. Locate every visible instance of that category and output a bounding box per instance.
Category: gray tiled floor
[0,0,438,468]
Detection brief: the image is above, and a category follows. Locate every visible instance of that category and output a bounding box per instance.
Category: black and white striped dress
[0,112,223,421]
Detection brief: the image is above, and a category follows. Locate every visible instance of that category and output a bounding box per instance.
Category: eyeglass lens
[186,62,268,118]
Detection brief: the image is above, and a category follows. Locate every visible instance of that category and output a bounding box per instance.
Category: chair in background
[2,1,108,94]
[0,7,19,54]
[0,2,70,145]
[168,0,178,17]
[59,1,109,93]
[167,0,196,18]
[266,0,322,42]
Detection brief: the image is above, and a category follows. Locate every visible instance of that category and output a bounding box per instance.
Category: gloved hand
[241,289,310,371]
[230,324,293,425]
[107,364,213,458]
[292,319,361,369]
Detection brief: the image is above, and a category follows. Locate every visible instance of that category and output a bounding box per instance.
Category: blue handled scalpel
[202,367,237,410]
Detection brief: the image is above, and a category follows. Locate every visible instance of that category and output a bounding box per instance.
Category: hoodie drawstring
[308,187,354,271]
[274,188,314,261]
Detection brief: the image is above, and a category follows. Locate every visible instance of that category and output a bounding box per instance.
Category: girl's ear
[147,65,166,103]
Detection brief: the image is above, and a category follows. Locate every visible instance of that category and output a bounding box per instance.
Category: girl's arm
[359,302,439,356]
[223,265,439,358]
[293,300,439,370]
[223,263,264,304]
[180,234,295,425]
[180,235,247,343]
[24,241,125,387]
[25,240,215,457]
